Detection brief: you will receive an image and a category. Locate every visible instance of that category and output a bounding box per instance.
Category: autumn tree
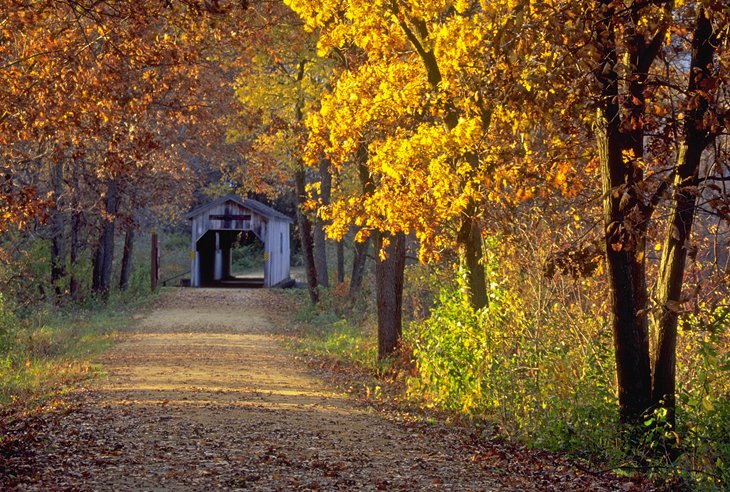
[285,0,551,357]
[226,3,340,304]
[1,0,248,300]
[286,0,730,421]
[559,0,730,427]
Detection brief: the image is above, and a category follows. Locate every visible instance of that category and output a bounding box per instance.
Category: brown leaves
[0,288,656,491]
[544,241,603,278]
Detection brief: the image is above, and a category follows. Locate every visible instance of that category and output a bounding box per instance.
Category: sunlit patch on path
[9,289,504,491]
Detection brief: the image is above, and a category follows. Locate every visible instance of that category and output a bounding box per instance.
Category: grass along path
[2,288,647,490]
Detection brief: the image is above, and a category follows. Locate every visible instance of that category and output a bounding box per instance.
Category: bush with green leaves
[405,279,619,458]
[404,274,729,488]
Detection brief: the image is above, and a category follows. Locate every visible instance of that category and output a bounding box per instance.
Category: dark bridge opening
[195,230,264,288]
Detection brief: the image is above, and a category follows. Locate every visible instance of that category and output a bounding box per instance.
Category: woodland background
[0,0,728,489]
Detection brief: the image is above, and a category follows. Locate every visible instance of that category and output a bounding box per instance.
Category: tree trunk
[150,231,159,291]
[336,240,345,284]
[348,233,370,304]
[653,9,715,428]
[69,210,82,299]
[294,168,319,304]
[374,231,406,360]
[92,236,103,293]
[93,179,118,299]
[313,223,328,288]
[594,3,652,425]
[313,159,332,288]
[119,226,136,291]
[457,206,488,310]
[49,160,66,298]
[68,160,82,299]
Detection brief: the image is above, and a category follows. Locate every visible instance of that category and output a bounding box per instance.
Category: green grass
[0,292,155,409]
[285,289,380,372]
[295,318,377,366]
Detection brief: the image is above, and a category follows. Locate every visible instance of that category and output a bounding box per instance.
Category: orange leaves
[0,180,51,234]
[0,0,249,227]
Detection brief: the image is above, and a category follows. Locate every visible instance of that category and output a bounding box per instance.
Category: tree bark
[93,179,118,299]
[313,159,332,288]
[312,223,328,288]
[69,209,82,299]
[336,239,345,284]
[119,226,136,291]
[594,2,652,425]
[374,231,406,360]
[348,233,370,304]
[150,231,159,291]
[49,159,66,299]
[295,168,319,304]
[457,204,488,310]
[68,160,82,299]
[653,8,716,428]
[92,236,103,293]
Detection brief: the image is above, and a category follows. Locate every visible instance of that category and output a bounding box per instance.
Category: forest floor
[1,288,652,491]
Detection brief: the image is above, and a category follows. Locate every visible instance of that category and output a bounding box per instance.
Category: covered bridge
[186,194,292,288]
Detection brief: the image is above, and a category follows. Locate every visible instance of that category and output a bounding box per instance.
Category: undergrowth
[291,262,730,491]
[289,288,379,373]
[0,234,158,412]
[0,290,154,410]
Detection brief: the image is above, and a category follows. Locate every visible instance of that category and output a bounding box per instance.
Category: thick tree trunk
[313,224,328,288]
[294,168,319,304]
[348,233,370,304]
[119,226,136,291]
[457,206,488,310]
[374,231,406,360]
[336,240,345,284]
[49,160,66,298]
[594,3,652,425]
[598,131,652,424]
[313,159,332,288]
[653,9,715,428]
[93,179,118,299]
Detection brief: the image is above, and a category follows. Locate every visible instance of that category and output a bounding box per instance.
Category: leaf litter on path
[1,288,652,491]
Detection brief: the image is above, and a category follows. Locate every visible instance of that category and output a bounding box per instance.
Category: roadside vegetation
[289,243,730,491]
[0,236,159,413]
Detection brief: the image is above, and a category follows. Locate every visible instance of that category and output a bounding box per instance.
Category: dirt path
[6,289,502,491]
[4,288,644,491]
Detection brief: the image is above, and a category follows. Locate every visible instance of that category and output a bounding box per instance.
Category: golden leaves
[283,0,605,262]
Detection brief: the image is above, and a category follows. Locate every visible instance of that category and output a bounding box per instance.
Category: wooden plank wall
[190,200,290,287]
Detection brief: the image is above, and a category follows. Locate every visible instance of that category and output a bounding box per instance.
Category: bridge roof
[184,194,292,223]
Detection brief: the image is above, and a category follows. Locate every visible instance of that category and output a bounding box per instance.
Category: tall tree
[227,4,337,303]
[652,6,722,427]
[541,0,730,426]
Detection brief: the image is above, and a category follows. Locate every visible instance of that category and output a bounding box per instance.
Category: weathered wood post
[151,231,159,291]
